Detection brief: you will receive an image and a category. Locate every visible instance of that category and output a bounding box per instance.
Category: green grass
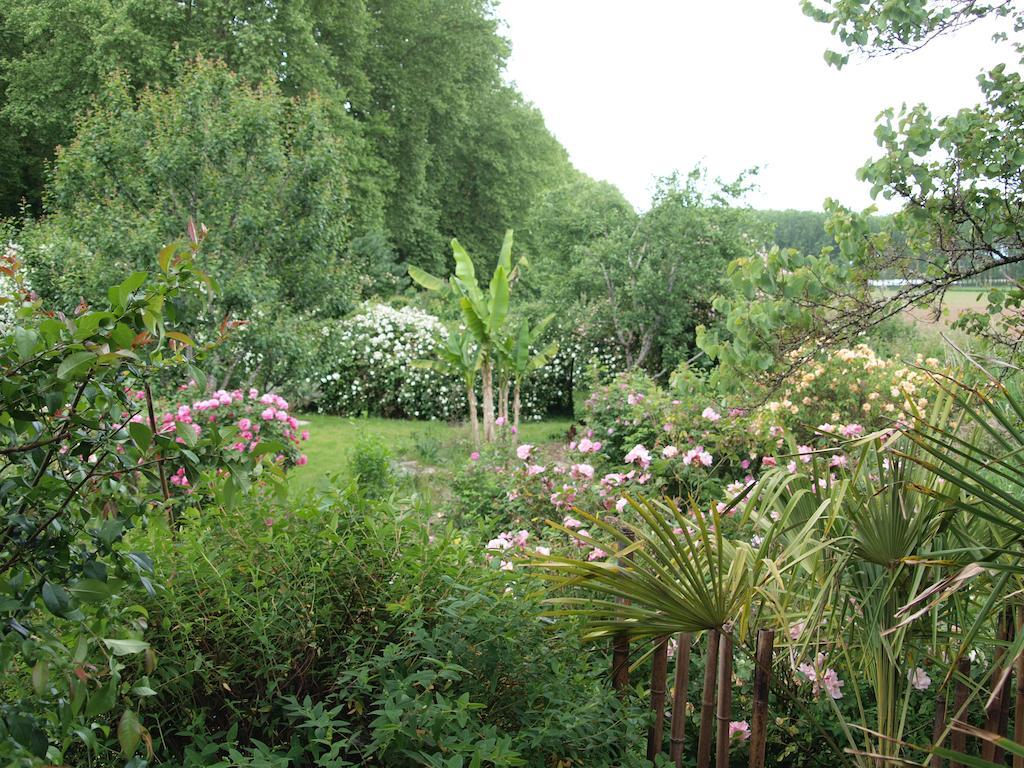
[290,414,573,492]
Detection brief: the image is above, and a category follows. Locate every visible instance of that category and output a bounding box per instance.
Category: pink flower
[296,454,308,466]
[300,429,310,441]
[536,546,551,556]
[526,464,546,476]
[662,445,679,459]
[577,437,601,453]
[624,444,651,467]
[702,407,721,422]
[588,547,608,561]
[562,516,583,529]
[470,451,480,461]
[821,669,844,699]
[908,667,931,691]
[516,444,534,461]
[839,423,864,438]
[495,416,506,426]
[663,423,673,432]
[615,498,628,512]
[573,530,590,548]
[500,560,514,571]
[797,445,813,463]
[818,423,836,433]
[248,388,259,399]
[261,407,276,421]
[627,393,643,405]
[728,721,751,741]
[571,463,594,479]
[683,446,713,467]
[829,454,847,468]
[762,456,777,467]
[238,418,252,431]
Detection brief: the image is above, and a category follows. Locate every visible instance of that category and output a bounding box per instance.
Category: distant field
[879,287,988,338]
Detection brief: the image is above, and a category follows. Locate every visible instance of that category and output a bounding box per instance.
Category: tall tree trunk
[481,357,495,442]
[499,374,509,424]
[513,380,522,433]
[467,383,480,446]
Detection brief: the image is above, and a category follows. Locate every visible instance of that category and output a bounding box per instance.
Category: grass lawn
[290,413,573,492]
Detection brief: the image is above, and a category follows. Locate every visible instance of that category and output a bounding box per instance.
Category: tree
[585,169,759,375]
[703,1,1024,383]
[413,328,482,444]
[498,315,559,432]
[410,231,521,442]
[17,59,383,392]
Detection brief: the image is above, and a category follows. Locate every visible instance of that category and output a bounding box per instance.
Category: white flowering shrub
[311,303,466,419]
[0,242,27,332]
[308,303,624,420]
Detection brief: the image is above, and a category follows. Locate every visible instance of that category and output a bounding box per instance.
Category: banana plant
[497,315,559,432]
[412,328,482,444]
[408,231,518,442]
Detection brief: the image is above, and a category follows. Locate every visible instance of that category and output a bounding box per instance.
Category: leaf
[129,421,153,450]
[13,327,37,361]
[408,264,446,292]
[486,266,509,336]
[157,243,176,273]
[497,229,514,273]
[68,578,117,603]
[103,638,149,656]
[118,709,142,756]
[31,660,48,696]
[451,239,477,288]
[165,331,194,347]
[57,350,97,380]
[41,582,72,616]
[85,677,118,717]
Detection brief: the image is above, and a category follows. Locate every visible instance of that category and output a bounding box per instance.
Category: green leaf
[129,421,153,450]
[408,265,446,292]
[57,350,97,380]
[103,638,149,656]
[68,578,117,603]
[85,677,118,717]
[13,328,37,361]
[486,266,509,336]
[118,709,142,756]
[41,582,72,616]
[497,229,514,273]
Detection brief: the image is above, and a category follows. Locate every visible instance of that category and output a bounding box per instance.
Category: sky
[497,0,1012,213]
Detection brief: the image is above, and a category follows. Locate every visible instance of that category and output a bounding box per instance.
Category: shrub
[0,235,288,766]
[140,490,655,767]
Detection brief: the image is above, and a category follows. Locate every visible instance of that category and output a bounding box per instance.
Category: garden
[4,1,1024,767]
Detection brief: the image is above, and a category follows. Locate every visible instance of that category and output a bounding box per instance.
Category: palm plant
[409,231,518,442]
[497,315,559,433]
[412,328,481,444]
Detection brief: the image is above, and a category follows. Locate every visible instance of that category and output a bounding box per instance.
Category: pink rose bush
[148,382,310,494]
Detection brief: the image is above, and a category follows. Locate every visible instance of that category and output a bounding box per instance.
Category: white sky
[498,0,1012,213]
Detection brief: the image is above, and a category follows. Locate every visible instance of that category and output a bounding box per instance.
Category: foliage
[15,59,388,398]
[0,231,297,765]
[703,0,1024,374]
[139,483,655,767]
[0,0,573,270]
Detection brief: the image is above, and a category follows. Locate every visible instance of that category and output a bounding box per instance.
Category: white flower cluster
[0,242,27,333]
[309,302,626,421]
[311,303,465,419]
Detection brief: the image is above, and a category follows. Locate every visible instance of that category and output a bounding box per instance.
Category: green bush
[349,435,395,500]
[139,490,655,767]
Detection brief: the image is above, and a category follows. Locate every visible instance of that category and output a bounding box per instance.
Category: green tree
[704,1,1024,381]
[17,59,382,392]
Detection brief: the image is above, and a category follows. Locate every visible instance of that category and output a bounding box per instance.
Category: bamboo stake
[715,632,734,768]
[670,633,693,768]
[612,634,630,692]
[1016,606,1024,768]
[697,630,720,768]
[949,657,971,768]
[994,610,1013,764]
[929,687,947,768]
[749,629,774,768]
[648,636,670,761]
